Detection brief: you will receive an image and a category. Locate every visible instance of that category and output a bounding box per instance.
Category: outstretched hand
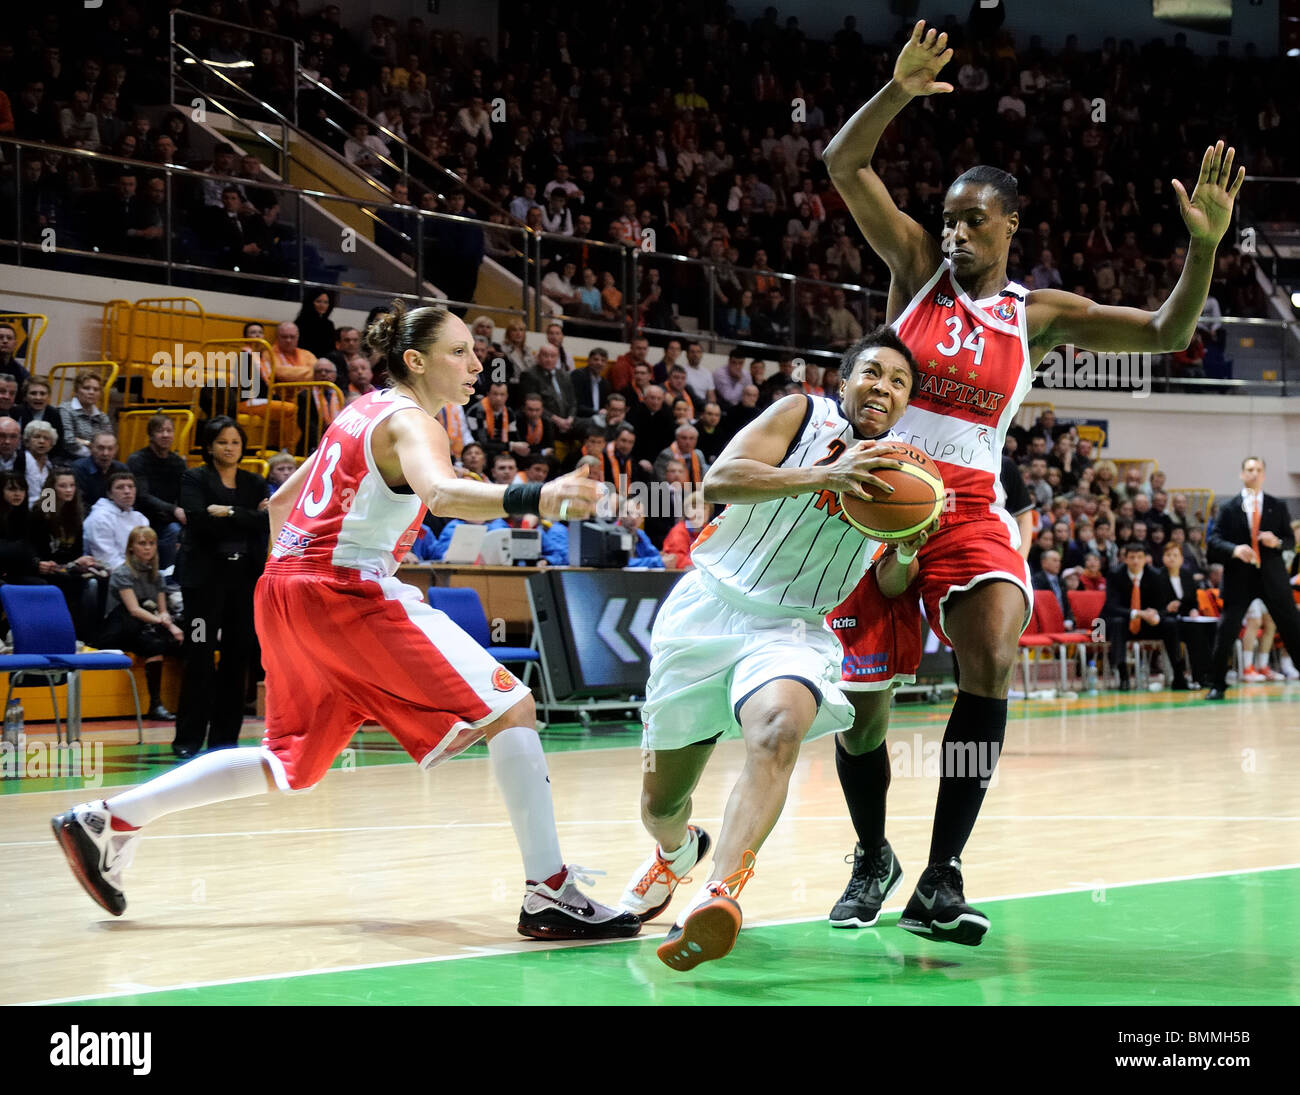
[539,463,605,522]
[893,20,955,98]
[1172,141,1246,245]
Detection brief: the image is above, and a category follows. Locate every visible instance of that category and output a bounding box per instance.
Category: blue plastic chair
[1,651,59,738]
[0,585,144,744]
[426,586,540,689]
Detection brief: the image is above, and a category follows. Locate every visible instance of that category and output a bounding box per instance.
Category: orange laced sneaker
[656,850,756,972]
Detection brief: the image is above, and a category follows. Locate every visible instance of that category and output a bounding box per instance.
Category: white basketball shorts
[640,569,854,752]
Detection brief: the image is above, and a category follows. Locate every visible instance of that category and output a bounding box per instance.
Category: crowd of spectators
[1010,406,1208,586]
[212,1,1292,351]
[0,301,321,737]
[2,2,1299,717]
[411,313,830,566]
[4,2,1293,355]
[1009,407,1300,689]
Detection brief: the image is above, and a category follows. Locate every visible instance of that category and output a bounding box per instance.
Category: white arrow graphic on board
[596,598,639,662]
[629,598,656,656]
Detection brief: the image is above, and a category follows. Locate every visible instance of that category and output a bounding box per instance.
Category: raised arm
[822,20,948,302]
[1029,142,1245,357]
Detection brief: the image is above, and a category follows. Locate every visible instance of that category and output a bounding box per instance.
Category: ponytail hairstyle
[363,298,454,385]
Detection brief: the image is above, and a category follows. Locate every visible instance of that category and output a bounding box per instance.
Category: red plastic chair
[1067,589,1112,684]
[1016,597,1056,694]
[1033,589,1093,688]
[1067,589,1107,631]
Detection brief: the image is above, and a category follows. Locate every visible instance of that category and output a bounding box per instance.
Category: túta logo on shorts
[993,297,1017,322]
[492,667,517,691]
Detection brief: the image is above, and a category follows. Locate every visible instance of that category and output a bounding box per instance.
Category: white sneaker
[517,866,642,940]
[51,801,139,916]
[619,825,712,922]
[1281,659,1299,680]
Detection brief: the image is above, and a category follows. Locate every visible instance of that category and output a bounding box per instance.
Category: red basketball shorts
[830,508,1033,688]
[255,562,532,789]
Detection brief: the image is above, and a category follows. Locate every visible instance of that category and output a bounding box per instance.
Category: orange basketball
[839,444,945,541]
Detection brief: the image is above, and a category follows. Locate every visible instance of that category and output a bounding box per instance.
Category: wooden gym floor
[1,685,1296,1005]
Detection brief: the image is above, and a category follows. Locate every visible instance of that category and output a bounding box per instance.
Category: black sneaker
[898,857,990,946]
[517,866,643,940]
[51,801,139,917]
[828,839,904,928]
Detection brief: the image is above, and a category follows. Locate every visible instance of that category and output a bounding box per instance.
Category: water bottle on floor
[1085,660,1099,696]
[3,697,20,755]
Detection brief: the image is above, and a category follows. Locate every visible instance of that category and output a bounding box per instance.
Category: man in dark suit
[424,190,484,315]
[506,393,556,461]
[1031,550,1072,623]
[519,343,577,439]
[627,385,676,472]
[72,431,130,508]
[96,171,147,255]
[571,347,613,421]
[1205,455,1300,699]
[1104,541,1190,690]
[203,185,258,270]
[1156,540,1213,686]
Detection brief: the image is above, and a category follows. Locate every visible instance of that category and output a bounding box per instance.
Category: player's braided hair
[364,298,453,384]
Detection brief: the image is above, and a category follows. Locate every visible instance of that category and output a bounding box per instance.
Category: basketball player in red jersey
[52,301,641,942]
[819,21,1245,945]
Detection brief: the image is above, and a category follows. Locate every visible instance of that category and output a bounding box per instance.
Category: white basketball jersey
[691,396,890,616]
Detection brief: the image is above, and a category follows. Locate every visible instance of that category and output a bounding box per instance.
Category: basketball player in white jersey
[819,21,1245,944]
[52,301,642,943]
[619,326,932,971]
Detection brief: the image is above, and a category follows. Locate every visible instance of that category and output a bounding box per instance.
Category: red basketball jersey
[270,389,427,576]
[890,262,1034,509]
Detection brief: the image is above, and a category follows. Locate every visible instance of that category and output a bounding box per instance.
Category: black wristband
[503,481,543,516]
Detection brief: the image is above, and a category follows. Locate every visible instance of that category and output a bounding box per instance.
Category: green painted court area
[67,868,1298,1006]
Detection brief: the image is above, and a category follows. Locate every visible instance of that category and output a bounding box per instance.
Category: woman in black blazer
[173,417,269,758]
